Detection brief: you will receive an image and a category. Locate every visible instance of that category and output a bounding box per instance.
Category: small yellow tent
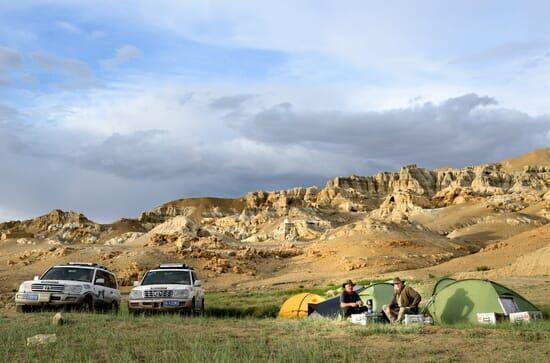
[278,293,325,318]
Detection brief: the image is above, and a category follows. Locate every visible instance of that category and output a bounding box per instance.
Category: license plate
[22,293,38,301]
[38,293,51,302]
[163,300,179,307]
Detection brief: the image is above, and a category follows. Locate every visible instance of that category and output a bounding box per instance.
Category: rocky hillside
[0,148,548,294]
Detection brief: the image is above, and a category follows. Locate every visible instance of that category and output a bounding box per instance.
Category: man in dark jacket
[340,279,367,317]
[383,277,421,323]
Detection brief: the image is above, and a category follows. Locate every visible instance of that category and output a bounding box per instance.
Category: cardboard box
[403,314,425,325]
[476,312,507,324]
[509,311,543,323]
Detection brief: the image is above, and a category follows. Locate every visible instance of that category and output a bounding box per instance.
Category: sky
[0,1,549,222]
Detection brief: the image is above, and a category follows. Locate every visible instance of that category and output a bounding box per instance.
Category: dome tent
[307,283,394,318]
[431,277,456,296]
[307,287,364,318]
[425,279,539,325]
[358,282,394,313]
[278,293,325,318]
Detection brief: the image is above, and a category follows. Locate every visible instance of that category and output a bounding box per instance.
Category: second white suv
[128,264,204,315]
[15,262,121,312]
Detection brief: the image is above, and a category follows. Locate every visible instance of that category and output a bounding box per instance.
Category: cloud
[1,89,548,222]
[101,45,143,67]
[55,20,83,35]
[0,46,23,85]
[209,94,254,111]
[452,41,550,65]
[56,20,106,39]
[31,52,93,78]
[234,93,548,168]
[29,52,97,89]
[0,46,22,69]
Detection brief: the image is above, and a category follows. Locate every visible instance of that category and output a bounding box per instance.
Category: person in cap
[340,279,368,317]
[383,277,421,323]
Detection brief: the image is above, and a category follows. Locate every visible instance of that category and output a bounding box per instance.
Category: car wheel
[80,295,94,312]
[199,299,205,317]
[111,301,119,314]
[129,309,140,317]
[188,298,196,317]
[16,305,31,313]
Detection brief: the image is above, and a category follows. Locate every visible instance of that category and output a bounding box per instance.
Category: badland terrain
[0,147,549,309]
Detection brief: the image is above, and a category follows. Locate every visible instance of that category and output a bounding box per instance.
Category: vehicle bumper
[128,298,193,312]
[15,292,85,306]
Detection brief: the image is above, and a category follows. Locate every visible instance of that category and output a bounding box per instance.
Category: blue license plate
[23,293,38,301]
[163,300,179,307]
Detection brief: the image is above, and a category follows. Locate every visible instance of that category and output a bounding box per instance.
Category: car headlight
[66,285,83,294]
[172,289,190,298]
[129,289,143,299]
[18,282,32,293]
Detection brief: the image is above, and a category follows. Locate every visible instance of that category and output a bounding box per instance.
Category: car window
[192,272,198,283]
[141,270,191,285]
[94,270,109,286]
[41,267,94,282]
[106,272,118,289]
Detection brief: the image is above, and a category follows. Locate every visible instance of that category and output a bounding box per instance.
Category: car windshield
[141,270,191,285]
[41,267,94,283]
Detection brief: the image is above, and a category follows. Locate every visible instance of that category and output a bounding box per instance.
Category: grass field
[1,305,549,362]
[1,283,549,362]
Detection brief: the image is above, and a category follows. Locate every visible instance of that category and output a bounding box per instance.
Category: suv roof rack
[158,263,193,270]
[66,262,110,271]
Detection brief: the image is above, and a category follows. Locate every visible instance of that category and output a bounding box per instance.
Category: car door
[106,272,120,304]
[192,271,204,305]
[93,270,111,307]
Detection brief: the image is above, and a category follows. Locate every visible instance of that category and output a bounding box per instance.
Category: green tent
[358,282,394,313]
[431,277,456,296]
[425,279,539,324]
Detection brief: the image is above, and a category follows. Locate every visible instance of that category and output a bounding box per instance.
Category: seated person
[340,279,368,317]
[383,277,421,324]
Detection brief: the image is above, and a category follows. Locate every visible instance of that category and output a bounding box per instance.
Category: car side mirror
[133,281,140,287]
[194,280,202,287]
[33,276,39,281]
[95,278,105,286]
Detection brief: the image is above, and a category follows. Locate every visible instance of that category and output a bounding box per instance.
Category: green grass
[204,284,347,318]
[1,310,549,363]
[1,285,550,362]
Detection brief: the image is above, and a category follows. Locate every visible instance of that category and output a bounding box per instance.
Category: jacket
[390,285,421,310]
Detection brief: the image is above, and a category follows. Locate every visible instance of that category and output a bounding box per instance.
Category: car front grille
[144,289,173,298]
[31,284,65,293]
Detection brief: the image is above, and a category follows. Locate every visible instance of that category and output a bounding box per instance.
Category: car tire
[185,298,196,317]
[110,301,119,314]
[80,295,94,312]
[199,299,205,317]
[16,305,31,313]
[129,309,140,317]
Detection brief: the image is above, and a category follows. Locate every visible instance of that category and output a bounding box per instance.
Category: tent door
[498,295,519,315]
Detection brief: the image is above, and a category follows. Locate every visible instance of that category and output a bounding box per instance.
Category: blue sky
[0,1,549,222]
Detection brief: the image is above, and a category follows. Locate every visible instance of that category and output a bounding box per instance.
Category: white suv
[15,262,121,313]
[128,264,204,315]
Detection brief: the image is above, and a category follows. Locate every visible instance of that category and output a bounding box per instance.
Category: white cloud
[100,45,143,67]
[55,20,83,34]
[0,46,22,69]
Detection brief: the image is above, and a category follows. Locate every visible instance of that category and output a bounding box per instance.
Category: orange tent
[278,293,325,318]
